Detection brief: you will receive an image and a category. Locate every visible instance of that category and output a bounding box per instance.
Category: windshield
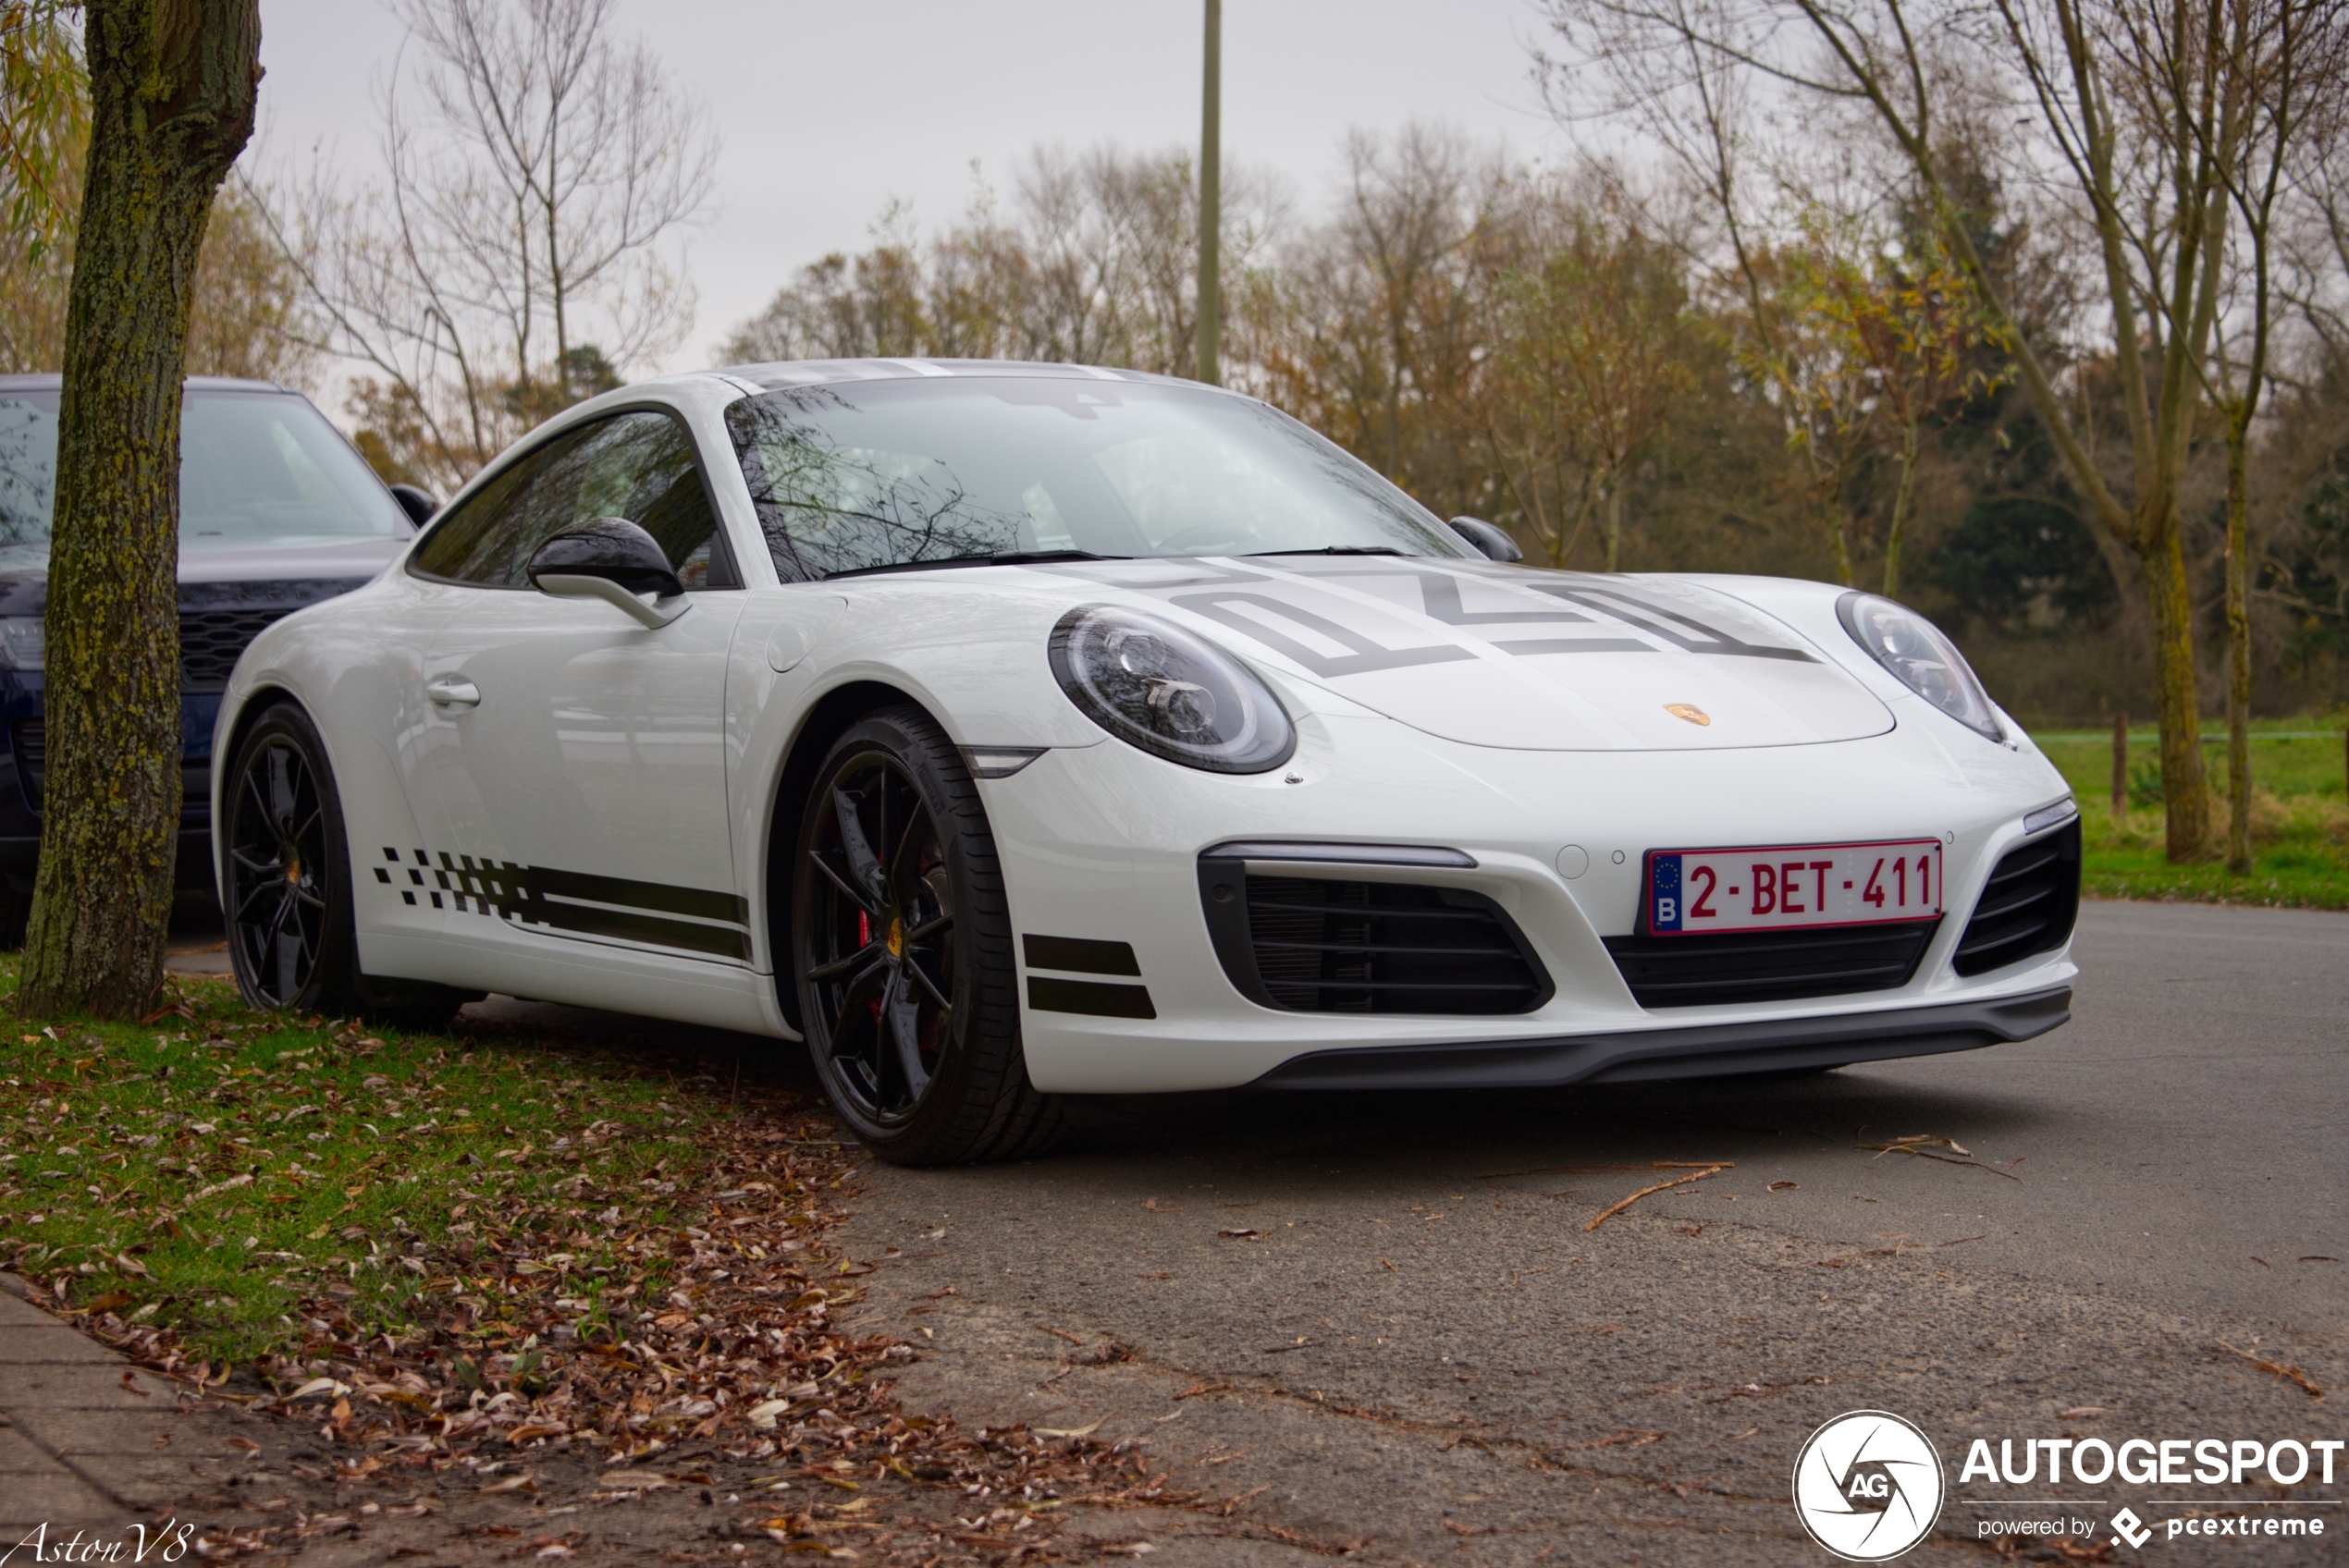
[0,386,407,552]
[724,377,1471,579]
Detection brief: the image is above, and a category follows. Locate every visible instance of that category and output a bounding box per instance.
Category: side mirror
[388,484,439,527]
[1448,516,1522,563]
[526,517,690,629]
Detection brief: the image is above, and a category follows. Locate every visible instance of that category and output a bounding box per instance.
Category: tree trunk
[1603,472,1623,572]
[18,0,262,1019]
[2139,500,2210,864]
[1882,417,1919,600]
[2222,416,2253,876]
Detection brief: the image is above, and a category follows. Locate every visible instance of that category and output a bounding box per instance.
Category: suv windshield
[724,377,1471,580]
[0,386,407,552]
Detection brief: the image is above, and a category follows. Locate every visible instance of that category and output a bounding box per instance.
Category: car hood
[1035,556,1893,752]
[0,536,405,616]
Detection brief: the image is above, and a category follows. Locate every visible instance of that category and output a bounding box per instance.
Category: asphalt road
[832,900,2349,1564]
[170,898,2349,1562]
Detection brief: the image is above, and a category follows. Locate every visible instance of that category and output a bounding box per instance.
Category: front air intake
[1952,819,2081,976]
[1603,921,1938,1009]
[1199,858,1551,1015]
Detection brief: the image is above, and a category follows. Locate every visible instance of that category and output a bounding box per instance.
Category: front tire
[221,703,473,1028]
[792,706,1059,1165]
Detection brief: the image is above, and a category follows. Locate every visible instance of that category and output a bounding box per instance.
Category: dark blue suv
[0,375,434,942]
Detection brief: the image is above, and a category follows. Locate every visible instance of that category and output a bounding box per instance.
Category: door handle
[425,676,481,710]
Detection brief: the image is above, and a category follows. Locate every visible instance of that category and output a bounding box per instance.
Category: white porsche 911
[213,358,2080,1164]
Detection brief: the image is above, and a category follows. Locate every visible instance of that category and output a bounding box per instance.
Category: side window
[407,446,546,583]
[410,410,740,589]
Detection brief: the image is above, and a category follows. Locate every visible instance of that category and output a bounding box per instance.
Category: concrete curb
[0,1272,232,1528]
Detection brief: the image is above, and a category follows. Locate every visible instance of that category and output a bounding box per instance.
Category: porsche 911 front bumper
[978,700,2081,1095]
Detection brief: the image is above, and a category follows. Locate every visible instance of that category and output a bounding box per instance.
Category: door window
[411,410,739,589]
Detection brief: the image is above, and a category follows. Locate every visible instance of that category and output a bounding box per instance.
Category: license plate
[1643,839,1943,934]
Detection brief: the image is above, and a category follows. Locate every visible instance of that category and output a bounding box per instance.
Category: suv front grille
[12,718,43,797]
[1200,865,1551,1015]
[1953,820,2081,975]
[174,578,375,692]
[1604,921,1938,1009]
[178,606,299,691]
[13,719,203,815]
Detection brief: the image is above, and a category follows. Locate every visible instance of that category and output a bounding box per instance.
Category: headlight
[0,617,43,671]
[1837,592,2001,741]
[1049,606,1295,773]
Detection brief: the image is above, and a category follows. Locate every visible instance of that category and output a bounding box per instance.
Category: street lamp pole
[1197,0,1222,386]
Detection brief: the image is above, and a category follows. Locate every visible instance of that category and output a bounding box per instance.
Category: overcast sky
[256,0,1572,373]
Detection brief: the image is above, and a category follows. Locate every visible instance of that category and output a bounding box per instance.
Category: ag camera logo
[1792,1410,1946,1561]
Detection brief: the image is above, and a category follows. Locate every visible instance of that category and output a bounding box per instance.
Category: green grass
[0,963,715,1366]
[2033,722,2349,909]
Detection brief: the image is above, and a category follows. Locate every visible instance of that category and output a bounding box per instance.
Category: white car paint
[215,361,2078,1095]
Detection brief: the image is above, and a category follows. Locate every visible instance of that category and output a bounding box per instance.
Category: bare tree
[261,0,713,490]
[721,146,1288,380]
[2170,0,2348,871]
[1253,126,1502,509]
[1464,178,1696,569]
[1539,0,2333,862]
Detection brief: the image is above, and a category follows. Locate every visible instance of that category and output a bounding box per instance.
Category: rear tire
[791,705,1059,1165]
[220,702,476,1030]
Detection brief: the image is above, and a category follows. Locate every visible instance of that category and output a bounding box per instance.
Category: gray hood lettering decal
[1017,555,1887,750]
[1172,591,1477,679]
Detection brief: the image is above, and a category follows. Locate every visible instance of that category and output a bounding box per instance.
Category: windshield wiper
[1245,545,1408,557]
[825,549,1129,580]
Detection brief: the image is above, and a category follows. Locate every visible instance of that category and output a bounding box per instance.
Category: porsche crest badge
[1666,704,1711,727]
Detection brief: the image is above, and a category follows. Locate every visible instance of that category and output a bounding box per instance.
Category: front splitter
[1250,986,2071,1091]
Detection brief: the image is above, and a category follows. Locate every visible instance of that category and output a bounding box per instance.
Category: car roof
[0,374,298,394]
[706,357,1214,394]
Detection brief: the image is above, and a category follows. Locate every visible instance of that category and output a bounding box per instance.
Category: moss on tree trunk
[18,0,260,1018]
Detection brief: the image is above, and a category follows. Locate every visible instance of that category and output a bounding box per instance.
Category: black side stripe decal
[1022,934,1140,976]
[1027,977,1156,1019]
[517,864,747,925]
[384,846,751,962]
[506,891,749,961]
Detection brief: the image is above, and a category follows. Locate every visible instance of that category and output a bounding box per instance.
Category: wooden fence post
[2111,712,2128,817]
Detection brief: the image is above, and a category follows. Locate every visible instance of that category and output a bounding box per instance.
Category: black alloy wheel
[221,703,475,1026]
[225,713,337,1007]
[793,706,1058,1165]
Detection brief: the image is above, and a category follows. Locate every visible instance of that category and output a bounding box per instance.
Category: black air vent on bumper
[1952,819,2081,976]
[1604,921,1938,1009]
[1199,857,1551,1015]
